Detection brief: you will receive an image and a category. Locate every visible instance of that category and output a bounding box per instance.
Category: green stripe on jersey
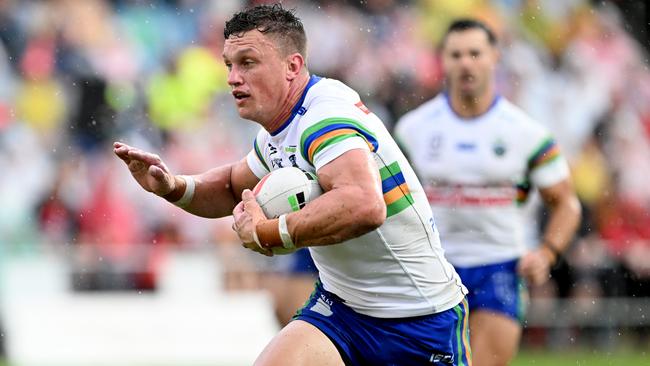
[386,193,414,217]
[379,161,401,180]
[254,139,270,171]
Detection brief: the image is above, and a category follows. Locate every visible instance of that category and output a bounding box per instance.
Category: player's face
[223,30,289,124]
[442,29,498,99]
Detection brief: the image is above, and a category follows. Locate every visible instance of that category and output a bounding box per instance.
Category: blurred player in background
[395,19,581,366]
[264,248,318,327]
[115,4,469,365]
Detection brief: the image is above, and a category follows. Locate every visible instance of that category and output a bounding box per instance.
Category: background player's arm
[537,178,582,259]
[286,148,387,246]
[518,178,581,285]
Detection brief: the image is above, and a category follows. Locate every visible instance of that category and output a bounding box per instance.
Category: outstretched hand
[232,189,273,256]
[113,141,175,196]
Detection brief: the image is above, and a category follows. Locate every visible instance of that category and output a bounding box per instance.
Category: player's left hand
[232,189,273,256]
[517,247,555,286]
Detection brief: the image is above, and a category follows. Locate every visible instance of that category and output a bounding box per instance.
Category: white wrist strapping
[252,229,265,250]
[278,214,295,249]
[172,175,195,208]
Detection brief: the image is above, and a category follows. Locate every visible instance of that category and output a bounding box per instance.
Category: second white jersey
[395,94,570,267]
[246,76,466,318]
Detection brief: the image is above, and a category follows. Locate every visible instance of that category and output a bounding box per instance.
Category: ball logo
[288,192,306,212]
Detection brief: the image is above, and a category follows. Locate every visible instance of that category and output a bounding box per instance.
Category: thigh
[296,282,470,365]
[276,275,317,326]
[457,260,525,321]
[255,319,345,366]
[469,310,521,366]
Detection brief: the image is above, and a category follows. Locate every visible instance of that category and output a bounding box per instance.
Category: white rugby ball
[253,167,322,255]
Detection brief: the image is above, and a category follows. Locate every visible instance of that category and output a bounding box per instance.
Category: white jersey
[246,76,466,318]
[395,94,570,267]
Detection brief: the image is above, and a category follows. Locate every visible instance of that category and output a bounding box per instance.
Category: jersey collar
[271,74,322,136]
[443,91,501,120]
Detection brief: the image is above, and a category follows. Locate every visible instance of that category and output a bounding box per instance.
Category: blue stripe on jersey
[382,171,406,194]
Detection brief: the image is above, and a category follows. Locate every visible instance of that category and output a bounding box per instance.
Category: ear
[285,52,305,81]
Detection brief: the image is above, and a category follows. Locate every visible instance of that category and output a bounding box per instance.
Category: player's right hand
[113,141,176,196]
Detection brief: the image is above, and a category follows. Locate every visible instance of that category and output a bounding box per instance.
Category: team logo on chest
[268,143,283,168]
[492,139,507,157]
[268,143,300,169]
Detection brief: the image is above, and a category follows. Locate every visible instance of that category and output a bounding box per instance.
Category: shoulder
[299,77,374,132]
[302,78,363,118]
[496,98,547,134]
[253,127,270,146]
[395,94,447,136]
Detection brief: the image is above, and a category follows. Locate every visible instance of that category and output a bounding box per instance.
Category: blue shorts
[454,259,526,321]
[294,281,471,366]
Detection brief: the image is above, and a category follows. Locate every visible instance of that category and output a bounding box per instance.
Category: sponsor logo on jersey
[456,142,476,151]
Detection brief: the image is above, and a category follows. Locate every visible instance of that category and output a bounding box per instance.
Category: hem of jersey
[449,253,523,268]
[322,281,467,318]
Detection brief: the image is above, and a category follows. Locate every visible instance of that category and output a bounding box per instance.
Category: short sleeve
[300,117,379,171]
[246,135,270,179]
[527,137,570,188]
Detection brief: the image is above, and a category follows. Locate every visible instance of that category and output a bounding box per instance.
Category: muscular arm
[113,142,259,219]
[171,158,260,218]
[287,148,387,247]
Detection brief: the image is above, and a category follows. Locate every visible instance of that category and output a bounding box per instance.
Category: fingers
[113,142,163,166]
[113,143,132,162]
[149,165,165,180]
[232,200,245,217]
[241,189,255,201]
[242,189,267,219]
[128,149,163,166]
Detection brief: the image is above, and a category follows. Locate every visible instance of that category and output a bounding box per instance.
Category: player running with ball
[114,4,469,366]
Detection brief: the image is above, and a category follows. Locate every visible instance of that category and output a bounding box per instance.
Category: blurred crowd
[1,0,649,349]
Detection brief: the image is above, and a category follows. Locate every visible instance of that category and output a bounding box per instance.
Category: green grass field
[513,349,648,365]
[0,349,646,366]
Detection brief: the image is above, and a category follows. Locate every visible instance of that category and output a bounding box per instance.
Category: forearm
[164,165,238,218]
[287,186,386,247]
[541,195,581,255]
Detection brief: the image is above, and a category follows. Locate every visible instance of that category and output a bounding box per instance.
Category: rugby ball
[253,167,322,254]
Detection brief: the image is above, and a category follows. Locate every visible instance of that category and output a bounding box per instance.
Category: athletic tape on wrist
[278,214,295,249]
[172,175,195,208]
[252,229,264,250]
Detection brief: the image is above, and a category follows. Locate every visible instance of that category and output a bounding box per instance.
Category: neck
[449,87,496,118]
[265,73,310,133]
